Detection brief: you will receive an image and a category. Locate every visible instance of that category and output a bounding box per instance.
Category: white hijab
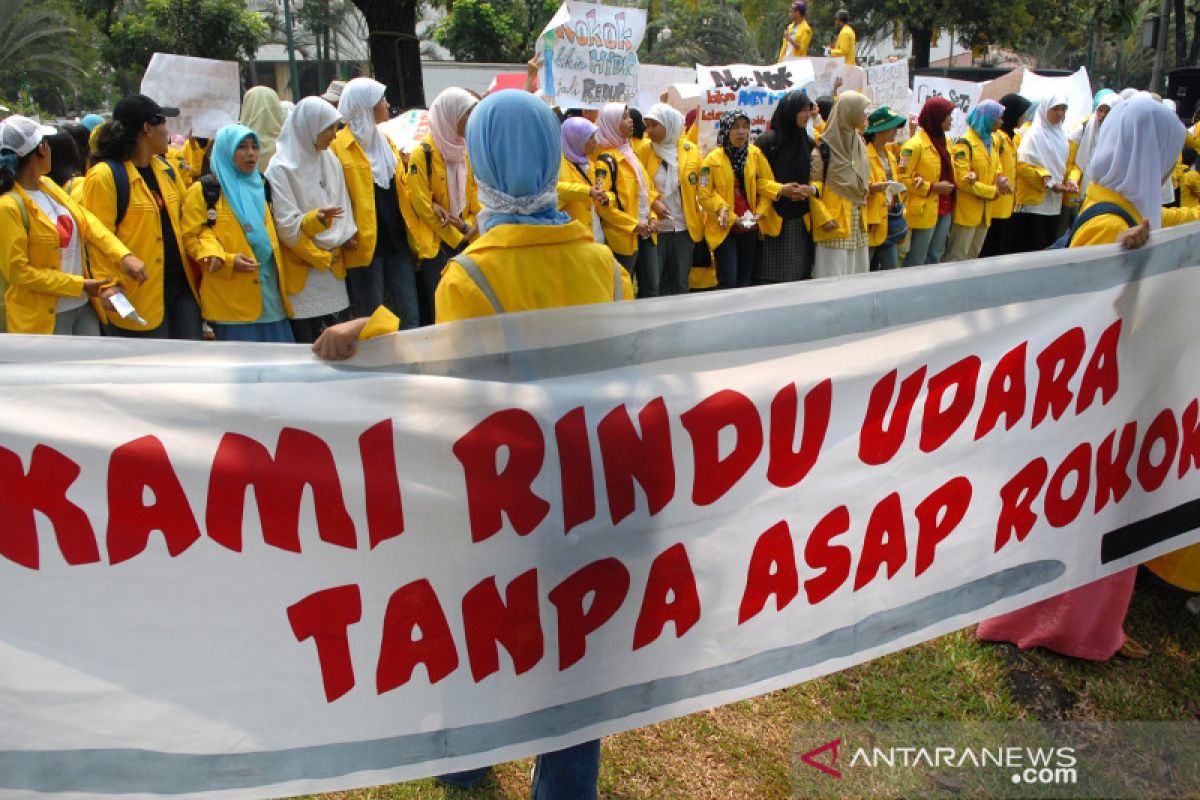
[1088,95,1185,230]
[265,96,357,249]
[644,103,684,167]
[1074,94,1121,196]
[1017,92,1069,182]
[338,78,397,189]
[429,87,478,217]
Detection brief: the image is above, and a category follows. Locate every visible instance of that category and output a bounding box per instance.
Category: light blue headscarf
[967,100,1003,152]
[211,124,274,270]
[466,90,570,234]
[80,114,104,132]
[1092,89,1115,111]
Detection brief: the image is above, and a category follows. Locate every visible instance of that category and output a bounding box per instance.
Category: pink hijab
[593,102,648,202]
[429,87,478,216]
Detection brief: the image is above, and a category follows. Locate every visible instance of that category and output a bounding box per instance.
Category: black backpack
[196,173,273,227]
[103,156,176,229]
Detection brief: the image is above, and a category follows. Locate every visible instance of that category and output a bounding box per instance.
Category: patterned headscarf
[718,110,751,185]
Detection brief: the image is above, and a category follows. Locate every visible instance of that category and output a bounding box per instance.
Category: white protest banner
[801,56,867,98]
[637,64,695,112]
[539,1,647,110]
[380,109,430,154]
[4,226,1200,799]
[1020,66,1093,131]
[866,60,911,117]
[696,60,817,152]
[913,75,984,139]
[139,53,241,139]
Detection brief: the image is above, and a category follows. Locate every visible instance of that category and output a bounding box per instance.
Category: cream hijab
[338,78,398,189]
[817,91,870,203]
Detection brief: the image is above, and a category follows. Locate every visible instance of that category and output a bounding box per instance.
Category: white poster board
[865,61,911,117]
[912,76,984,139]
[696,60,817,152]
[140,53,241,139]
[799,57,867,99]
[636,64,695,112]
[539,1,648,110]
[1020,67,1093,131]
[380,109,431,154]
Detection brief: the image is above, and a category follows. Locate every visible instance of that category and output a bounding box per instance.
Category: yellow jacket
[810,165,869,244]
[1014,159,1052,207]
[177,138,210,187]
[179,180,293,322]
[81,157,195,332]
[557,157,596,232]
[405,134,480,259]
[898,128,947,230]
[358,220,633,339]
[331,127,421,267]
[1186,122,1199,153]
[641,137,705,242]
[1181,169,1200,209]
[865,143,901,248]
[991,130,1019,220]
[778,19,812,60]
[951,128,1003,228]
[1070,183,1200,247]
[698,145,781,251]
[0,178,132,334]
[831,25,856,64]
[594,146,651,256]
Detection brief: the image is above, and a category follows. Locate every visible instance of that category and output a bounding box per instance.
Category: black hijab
[999,93,1032,138]
[758,91,813,218]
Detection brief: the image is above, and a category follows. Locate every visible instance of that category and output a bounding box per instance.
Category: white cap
[0,115,56,157]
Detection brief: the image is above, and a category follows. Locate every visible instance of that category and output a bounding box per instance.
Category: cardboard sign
[696,60,817,152]
[539,1,647,110]
[912,76,984,139]
[140,53,241,139]
[866,61,911,117]
[380,109,431,154]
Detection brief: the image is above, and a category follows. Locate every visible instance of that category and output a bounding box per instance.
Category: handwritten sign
[380,109,431,154]
[139,53,241,139]
[866,61,911,117]
[695,60,817,152]
[912,76,983,139]
[540,1,647,110]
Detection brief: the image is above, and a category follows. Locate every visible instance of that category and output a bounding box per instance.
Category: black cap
[112,94,180,127]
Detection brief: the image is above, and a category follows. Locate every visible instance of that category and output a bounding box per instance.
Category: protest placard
[866,61,911,117]
[380,109,430,154]
[803,57,867,99]
[695,60,817,151]
[539,1,647,110]
[3,225,1200,799]
[1020,66,1093,131]
[637,64,695,112]
[913,75,984,139]
[139,53,241,139]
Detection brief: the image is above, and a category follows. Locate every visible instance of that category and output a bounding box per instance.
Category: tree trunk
[1174,0,1187,66]
[1189,6,1200,65]
[911,26,933,70]
[351,0,424,109]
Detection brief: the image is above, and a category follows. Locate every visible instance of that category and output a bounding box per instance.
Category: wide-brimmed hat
[865,106,907,134]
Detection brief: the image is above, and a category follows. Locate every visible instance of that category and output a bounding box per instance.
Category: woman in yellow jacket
[407,86,481,320]
[557,116,607,242]
[643,103,704,296]
[83,94,201,339]
[593,102,657,287]
[862,106,907,271]
[700,110,803,288]
[980,96,1200,660]
[809,91,871,277]
[979,93,1031,257]
[180,125,293,342]
[332,78,423,328]
[900,97,958,266]
[944,100,1011,262]
[1012,93,1074,252]
[0,115,141,335]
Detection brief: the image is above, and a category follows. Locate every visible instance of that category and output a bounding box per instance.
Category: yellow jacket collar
[1084,183,1142,222]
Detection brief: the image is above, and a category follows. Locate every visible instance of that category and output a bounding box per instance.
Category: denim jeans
[714,232,757,289]
[440,739,600,800]
[869,242,900,271]
[633,236,661,298]
[904,213,952,267]
[345,247,420,330]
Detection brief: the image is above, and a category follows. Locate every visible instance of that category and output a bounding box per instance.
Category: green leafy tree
[0,0,88,108]
[431,0,561,63]
[643,0,763,66]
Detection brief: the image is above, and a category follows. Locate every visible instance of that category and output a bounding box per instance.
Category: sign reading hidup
[696,60,817,152]
[2,226,1200,799]
[540,1,647,110]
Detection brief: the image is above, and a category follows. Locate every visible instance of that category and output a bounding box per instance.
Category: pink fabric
[594,102,648,198]
[976,567,1137,661]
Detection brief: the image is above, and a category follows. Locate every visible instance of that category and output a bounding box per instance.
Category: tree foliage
[431,0,561,63]
[0,0,88,107]
[643,0,762,66]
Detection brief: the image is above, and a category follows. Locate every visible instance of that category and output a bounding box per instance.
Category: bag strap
[7,190,29,232]
[1064,202,1137,247]
[596,153,623,212]
[818,140,831,185]
[199,174,222,227]
[573,162,591,183]
[451,253,504,315]
[104,159,131,229]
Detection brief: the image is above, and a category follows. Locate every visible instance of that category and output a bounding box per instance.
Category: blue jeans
[870,242,900,271]
[633,236,661,298]
[345,247,420,330]
[904,213,952,267]
[210,319,295,343]
[714,232,757,289]
[440,739,601,800]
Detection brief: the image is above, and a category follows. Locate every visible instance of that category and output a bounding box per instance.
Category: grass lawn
[305,572,1198,800]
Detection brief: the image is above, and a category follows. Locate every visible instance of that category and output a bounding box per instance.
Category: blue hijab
[967,100,1003,152]
[466,90,570,234]
[211,124,274,268]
